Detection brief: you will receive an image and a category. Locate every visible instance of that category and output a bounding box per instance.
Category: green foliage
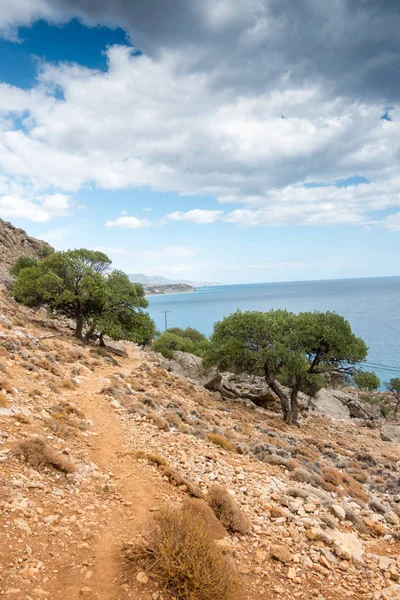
[10,256,38,277]
[386,378,400,395]
[207,309,368,425]
[354,371,381,391]
[153,327,209,359]
[94,270,155,346]
[12,249,155,344]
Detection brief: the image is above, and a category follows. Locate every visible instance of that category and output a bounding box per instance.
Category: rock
[79,588,93,598]
[347,400,371,419]
[311,388,351,420]
[136,571,149,584]
[0,218,53,272]
[382,584,400,599]
[381,424,400,443]
[270,544,292,563]
[270,506,287,518]
[328,531,364,563]
[331,504,346,521]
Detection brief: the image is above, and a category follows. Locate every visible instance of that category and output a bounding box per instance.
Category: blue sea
[147,276,400,386]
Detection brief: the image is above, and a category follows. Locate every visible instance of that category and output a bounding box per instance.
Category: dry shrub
[29,388,43,397]
[0,362,9,375]
[0,380,15,394]
[206,433,236,453]
[164,411,182,428]
[290,468,322,487]
[0,391,9,408]
[60,379,76,390]
[47,381,60,394]
[130,506,237,600]
[160,466,204,499]
[207,485,251,534]
[13,437,75,473]
[322,467,369,502]
[147,452,167,467]
[0,347,9,357]
[182,498,227,540]
[147,412,170,432]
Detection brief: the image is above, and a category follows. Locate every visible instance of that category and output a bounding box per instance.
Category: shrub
[290,468,323,487]
[354,371,380,391]
[152,329,210,359]
[160,466,204,499]
[207,485,251,534]
[132,506,237,600]
[182,498,227,540]
[0,380,15,394]
[206,433,236,452]
[147,413,170,431]
[13,437,75,473]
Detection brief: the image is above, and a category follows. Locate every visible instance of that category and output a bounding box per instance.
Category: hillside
[1,291,400,599]
[144,283,195,295]
[0,219,53,286]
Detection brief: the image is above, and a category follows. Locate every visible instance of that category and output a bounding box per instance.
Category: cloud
[167,209,224,224]
[105,215,152,228]
[0,9,400,229]
[380,212,400,231]
[2,1,400,103]
[0,193,71,222]
[95,245,199,259]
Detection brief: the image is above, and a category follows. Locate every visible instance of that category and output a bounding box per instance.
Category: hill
[0,219,53,286]
[129,273,217,287]
[1,290,400,599]
[143,283,195,295]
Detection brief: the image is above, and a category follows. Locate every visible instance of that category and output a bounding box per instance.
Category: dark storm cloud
[37,0,400,102]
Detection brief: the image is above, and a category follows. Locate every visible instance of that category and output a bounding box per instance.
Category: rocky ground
[1,291,400,600]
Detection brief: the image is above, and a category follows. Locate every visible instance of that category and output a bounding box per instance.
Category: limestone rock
[328,531,364,563]
[311,388,351,420]
[270,544,292,563]
[0,218,53,276]
[381,424,400,443]
[382,585,400,599]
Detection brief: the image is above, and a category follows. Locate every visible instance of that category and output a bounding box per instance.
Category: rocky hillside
[1,291,400,600]
[0,219,53,285]
[143,283,195,295]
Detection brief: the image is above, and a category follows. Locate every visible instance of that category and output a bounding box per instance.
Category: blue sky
[0,4,400,283]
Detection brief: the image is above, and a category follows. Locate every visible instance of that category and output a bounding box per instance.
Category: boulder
[382,585,400,599]
[381,424,400,443]
[161,351,219,387]
[327,530,364,563]
[311,388,351,420]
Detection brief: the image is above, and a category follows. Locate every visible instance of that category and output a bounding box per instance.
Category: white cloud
[105,215,152,228]
[380,212,400,232]
[0,193,71,222]
[167,209,224,224]
[0,44,399,228]
[95,245,199,259]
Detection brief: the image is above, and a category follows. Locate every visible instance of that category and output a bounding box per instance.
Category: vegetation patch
[13,436,76,473]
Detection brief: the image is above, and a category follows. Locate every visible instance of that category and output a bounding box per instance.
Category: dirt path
[51,362,169,600]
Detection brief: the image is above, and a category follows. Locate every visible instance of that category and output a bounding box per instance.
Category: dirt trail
[51,362,168,600]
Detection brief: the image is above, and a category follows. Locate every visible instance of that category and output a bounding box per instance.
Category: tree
[13,249,111,339]
[206,310,368,425]
[89,270,155,346]
[354,371,380,391]
[385,378,400,419]
[10,256,38,277]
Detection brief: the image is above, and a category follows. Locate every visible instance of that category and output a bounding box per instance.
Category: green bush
[10,256,38,277]
[152,328,209,359]
[354,371,380,391]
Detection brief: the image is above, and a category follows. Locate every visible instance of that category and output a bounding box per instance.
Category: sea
[147,276,400,387]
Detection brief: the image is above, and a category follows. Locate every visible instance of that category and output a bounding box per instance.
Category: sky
[0,1,400,284]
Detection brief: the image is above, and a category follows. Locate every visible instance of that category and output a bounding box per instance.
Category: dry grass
[0,379,15,394]
[60,379,76,390]
[13,437,76,473]
[182,498,227,540]
[147,412,170,432]
[290,468,323,487]
[0,391,10,408]
[206,433,236,453]
[160,465,204,499]
[207,485,251,534]
[126,505,238,600]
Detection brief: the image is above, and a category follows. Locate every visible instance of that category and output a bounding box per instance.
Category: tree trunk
[99,331,106,347]
[263,363,291,423]
[84,325,96,343]
[395,394,400,420]
[75,312,84,340]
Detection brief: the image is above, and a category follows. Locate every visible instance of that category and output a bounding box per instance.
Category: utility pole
[161,310,171,331]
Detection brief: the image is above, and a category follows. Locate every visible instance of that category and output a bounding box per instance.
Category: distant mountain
[128,273,218,287]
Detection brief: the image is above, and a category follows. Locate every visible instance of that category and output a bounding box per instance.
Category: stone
[328,531,364,563]
[270,506,287,518]
[136,571,149,584]
[382,585,400,599]
[270,544,292,564]
[331,504,346,521]
[381,424,400,443]
[311,388,351,420]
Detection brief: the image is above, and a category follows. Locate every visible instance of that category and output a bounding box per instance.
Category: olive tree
[354,371,380,391]
[207,309,367,425]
